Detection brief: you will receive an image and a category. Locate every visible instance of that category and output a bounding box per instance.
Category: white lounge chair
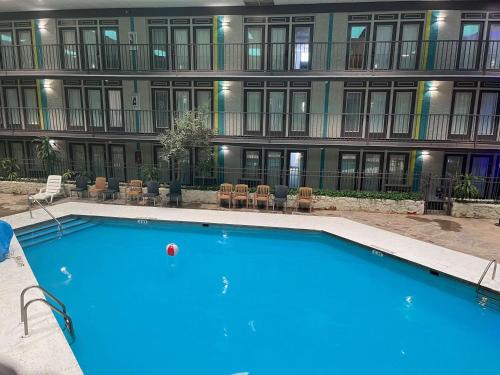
[29,175,63,204]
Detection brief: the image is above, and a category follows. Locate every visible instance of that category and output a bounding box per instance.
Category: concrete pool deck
[0,202,499,374]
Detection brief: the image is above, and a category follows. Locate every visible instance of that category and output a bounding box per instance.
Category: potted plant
[453,174,479,201]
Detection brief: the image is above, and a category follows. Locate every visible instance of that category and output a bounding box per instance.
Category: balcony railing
[1,108,498,144]
[0,40,499,73]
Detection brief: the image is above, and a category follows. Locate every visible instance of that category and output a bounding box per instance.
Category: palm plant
[33,137,58,175]
[453,174,479,200]
[0,158,20,181]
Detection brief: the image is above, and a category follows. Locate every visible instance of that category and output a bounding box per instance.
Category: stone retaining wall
[451,201,500,219]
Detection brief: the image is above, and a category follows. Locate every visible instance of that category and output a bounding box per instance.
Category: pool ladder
[476,259,499,311]
[28,198,64,238]
[20,285,75,340]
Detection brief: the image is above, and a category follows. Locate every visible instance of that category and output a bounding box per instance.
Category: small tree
[158,110,213,181]
[33,137,59,175]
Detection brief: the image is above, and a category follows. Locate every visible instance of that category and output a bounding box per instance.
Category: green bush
[0,158,20,181]
[454,174,479,201]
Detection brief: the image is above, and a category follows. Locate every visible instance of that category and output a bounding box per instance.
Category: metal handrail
[476,259,497,291]
[20,285,75,340]
[28,197,63,236]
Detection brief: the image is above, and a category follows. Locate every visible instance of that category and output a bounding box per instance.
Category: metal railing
[477,259,498,288]
[20,285,75,339]
[0,40,499,73]
[1,108,498,144]
[28,197,64,236]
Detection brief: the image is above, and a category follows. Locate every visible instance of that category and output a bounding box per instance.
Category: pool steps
[16,217,96,248]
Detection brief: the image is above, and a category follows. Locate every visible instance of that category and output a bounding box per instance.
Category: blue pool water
[23,217,500,374]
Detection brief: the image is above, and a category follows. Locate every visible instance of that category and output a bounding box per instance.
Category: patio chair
[167,181,182,207]
[89,177,106,200]
[254,185,270,209]
[233,184,249,208]
[217,183,233,208]
[71,175,89,198]
[143,181,161,206]
[126,180,143,203]
[272,185,289,211]
[29,175,63,204]
[102,177,121,201]
[295,187,313,213]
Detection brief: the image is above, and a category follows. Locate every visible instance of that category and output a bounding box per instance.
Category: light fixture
[49,139,56,147]
[421,150,430,156]
[435,15,446,22]
[221,145,228,151]
[43,79,52,90]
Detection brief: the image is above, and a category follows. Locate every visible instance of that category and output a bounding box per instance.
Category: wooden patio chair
[233,184,249,208]
[89,177,106,200]
[217,183,233,208]
[295,187,313,212]
[254,185,270,209]
[126,179,143,203]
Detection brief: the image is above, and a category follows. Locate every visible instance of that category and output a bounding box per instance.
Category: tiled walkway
[1,192,498,260]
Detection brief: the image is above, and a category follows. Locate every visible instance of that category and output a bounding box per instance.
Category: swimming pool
[20,216,500,374]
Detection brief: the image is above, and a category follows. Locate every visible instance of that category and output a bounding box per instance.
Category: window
[194,27,212,70]
[398,23,421,70]
[362,153,383,191]
[367,90,389,137]
[106,89,123,129]
[60,29,79,70]
[292,25,312,70]
[373,23,395,70]
[449,91,474,138]
[174,90,191,116]
[66,87,84,129]
[443,155,465,177]
[485,23,500,70]
[22,88,39,129]
[347,23,370,70]
[0,30,15,69]
[342,90,364,137]
[9,142,25,175]
[150,27,168,70]
[288,151,305,188]
[4,87,21,127]
[109,145,126,181]
[243,150,261,179]
[154,145,170,183]
[386,153,408,186]
[339,152,359,190]
[89,144,106,178]
[152,89,170,130]
[268,26,288,71]
[265,150,283,186]
[458,22,483,70]
[469,155,493,198]
[245,26,264,71]
[194,147,215,181]
[172,28,190,70]
[391,91,415,137]
[69,144,87,173]
[101,27,120,70]
[17,29,33,69]
[267,90,286,136]
[289,91,309,135]
[244,90,263,135]
[476,91,499,139]
[80,28,99,70]
[195,90,213,129]
[85,88,104,129]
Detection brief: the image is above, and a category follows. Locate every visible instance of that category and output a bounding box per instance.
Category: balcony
[0,40,499,80]
[0,108,498,148]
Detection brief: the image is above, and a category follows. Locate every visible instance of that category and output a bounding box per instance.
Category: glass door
[373,23,395,70]
[106,89,123,131]
[0,31,15,69]
[153,89,170,131]
[265,150,283,186]
[476,91,499,140]
[469,155,492,198]
[69,144,87,173]
[4,88,21,128]
[366,90,389,138]
[194,27,211,70]
[245,26,264,71]
[109,145,126,181]
[80,28,99,70]
[268,26,288,71]
[458,22,483,70]
[60,29,79,70]
[485,23,500,70]
[85,88,104,130]
[150,27,168,70]
[292,25,312,70]
[391,91,414,138]
[289,91,309,136]
[22,88,39,129]
[172,28,190,70]
[342,90,365,137]
[16,30,34,69]
[101,27,120,70]
[195,90,212,129]
[362,153,383,191]
[449,91,474,139]
[287,150,306,188]
[66,87,84,130]
[174,90,191,119]
[339,152,359,190]
[347,24,370,70]
[244,91,262,135]
[267,90,286,136]
[398,23,421,70]
[90,144,106,178]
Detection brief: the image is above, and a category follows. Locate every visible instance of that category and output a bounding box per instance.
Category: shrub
[0,158,20,181]
[453,174,479,200]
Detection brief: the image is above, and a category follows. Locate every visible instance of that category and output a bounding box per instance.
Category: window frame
[291,24,314,71]
[475,89,500,141]
[371,22,397,70]
[288,89,310,137]
[244,25,265,71]
[397,21,423,70]
[390,89,416,138]
[346,22,371,70]
[365,89,390,138]
[448,89,476,140]
[243,89,264,136]
[193,26,213,71]
[457,21,484,71]
[341,89,365,138]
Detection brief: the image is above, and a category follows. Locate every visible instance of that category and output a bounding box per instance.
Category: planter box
[451,200,500,219]
[0,180,75,196]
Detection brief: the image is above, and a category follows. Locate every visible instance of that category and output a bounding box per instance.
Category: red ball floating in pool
[166,243,179,256]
